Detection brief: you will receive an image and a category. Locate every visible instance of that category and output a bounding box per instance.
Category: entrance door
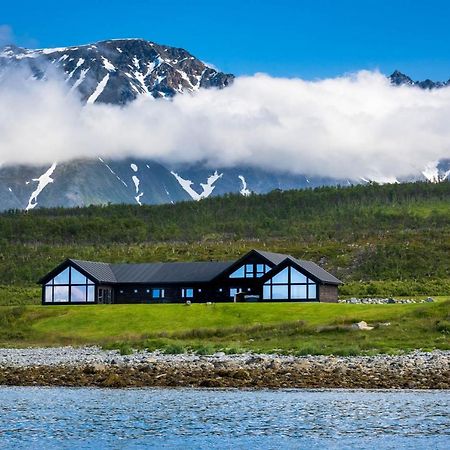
[98,287,113,304]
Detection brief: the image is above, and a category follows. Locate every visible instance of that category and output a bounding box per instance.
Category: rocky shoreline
[0,347,449,389]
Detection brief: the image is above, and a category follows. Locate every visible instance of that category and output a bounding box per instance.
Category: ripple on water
[0,388,449,449]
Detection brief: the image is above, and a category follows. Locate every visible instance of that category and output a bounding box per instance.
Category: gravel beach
[0,347,449,389]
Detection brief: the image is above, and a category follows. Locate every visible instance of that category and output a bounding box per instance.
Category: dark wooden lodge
[39,250,342,305]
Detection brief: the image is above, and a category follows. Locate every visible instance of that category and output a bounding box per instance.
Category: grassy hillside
[0,181,449,303]
[1,300,449,354]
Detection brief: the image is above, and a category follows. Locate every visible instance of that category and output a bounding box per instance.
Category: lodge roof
[39,250,341,285]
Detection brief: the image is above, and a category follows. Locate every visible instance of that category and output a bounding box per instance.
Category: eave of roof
[288,257,342,284]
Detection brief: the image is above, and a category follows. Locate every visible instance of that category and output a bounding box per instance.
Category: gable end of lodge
[39,249,342,305]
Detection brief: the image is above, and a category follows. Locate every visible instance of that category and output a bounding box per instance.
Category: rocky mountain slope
[0,157,350,211]
[0,40,448,211]
[0,39,234,103]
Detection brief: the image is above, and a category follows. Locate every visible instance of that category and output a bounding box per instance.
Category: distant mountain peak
[389,70,414,86]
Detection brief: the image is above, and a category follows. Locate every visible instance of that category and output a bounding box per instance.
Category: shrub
[163,343,186,354]
[436,320,450,334]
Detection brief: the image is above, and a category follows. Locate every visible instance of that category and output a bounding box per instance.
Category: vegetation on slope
[0,181,448,303]
[0,300,449,355]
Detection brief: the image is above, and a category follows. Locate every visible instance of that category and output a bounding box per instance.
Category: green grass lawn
[1,299,449,355]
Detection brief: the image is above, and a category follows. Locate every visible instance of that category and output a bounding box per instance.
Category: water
[0,387,449,449]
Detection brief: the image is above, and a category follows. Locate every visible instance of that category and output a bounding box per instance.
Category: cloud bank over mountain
[0,69,449,181]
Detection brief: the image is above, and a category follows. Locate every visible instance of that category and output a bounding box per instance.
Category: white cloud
[0,68,449,181]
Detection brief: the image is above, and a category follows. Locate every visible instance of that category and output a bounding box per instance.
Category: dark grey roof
[288,257,342,284]
[70,259,117,283]
[253,250,291,265]
[110,261,234,284]
[42,250,341,286]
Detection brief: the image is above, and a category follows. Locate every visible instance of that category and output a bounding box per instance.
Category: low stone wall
[0,347,448,389]
[339,297,435,304]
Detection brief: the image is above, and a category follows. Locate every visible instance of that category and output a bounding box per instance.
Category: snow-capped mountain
[0,39,234,103]
[0,40,448,212]
[389,70,450,89]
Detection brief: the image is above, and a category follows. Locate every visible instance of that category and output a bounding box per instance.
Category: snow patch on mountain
[87,73,109,104]
[70,68,90,92]
[238,175,251,196]
[25,163,57,211]
[131,174,143,206]
[101,56,116,72]
[171,171,201,200]
[130,163,138,172]
[200,171,223,198]
[135,191,144,206]
[171,170,223,201]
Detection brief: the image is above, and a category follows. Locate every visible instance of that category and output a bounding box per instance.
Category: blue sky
[2,0,450,80]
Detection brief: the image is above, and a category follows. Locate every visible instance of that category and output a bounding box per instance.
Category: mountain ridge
[388,69,450,89]
[0,38,234,104]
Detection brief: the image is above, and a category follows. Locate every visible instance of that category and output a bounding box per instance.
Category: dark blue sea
[0,387,448,449]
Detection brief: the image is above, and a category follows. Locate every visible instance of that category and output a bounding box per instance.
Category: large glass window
[44,266,96,303]
[291,269,307,283]
[71,270,87,285]
[54,268,69,285]
[45,285,53,303]
[263,266,317,301]
[229,266,245,278]
[87,286,95,302]
[272,285,289,299]
[71,285,87,302]
[230,263,270,278]
[54,285,69,302]
[271,267,289,284]
[291,284,307,299]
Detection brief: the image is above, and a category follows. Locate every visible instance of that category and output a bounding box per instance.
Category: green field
[1,299,449,355]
